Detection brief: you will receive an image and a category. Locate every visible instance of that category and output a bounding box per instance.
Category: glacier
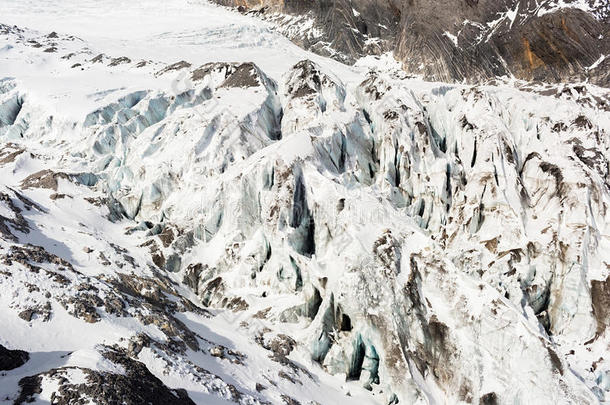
[0,0,609,404]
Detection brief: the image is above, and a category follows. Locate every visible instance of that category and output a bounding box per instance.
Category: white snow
[0,0,609,404]
[443,31,459,47]
[588,54,606,70]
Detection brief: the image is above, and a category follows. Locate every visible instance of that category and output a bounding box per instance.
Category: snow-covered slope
[1,1,609,404]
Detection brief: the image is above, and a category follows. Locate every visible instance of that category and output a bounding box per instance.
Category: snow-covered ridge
[1,1,610,404]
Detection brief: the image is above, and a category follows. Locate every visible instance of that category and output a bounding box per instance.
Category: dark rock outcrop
[15,348,195,405]
[0,344,29,371]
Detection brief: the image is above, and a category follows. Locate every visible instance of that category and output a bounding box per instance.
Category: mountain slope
[0,0,610,404]
[218,0,609,86]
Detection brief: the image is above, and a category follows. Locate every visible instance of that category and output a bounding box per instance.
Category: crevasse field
[0,0,609,404]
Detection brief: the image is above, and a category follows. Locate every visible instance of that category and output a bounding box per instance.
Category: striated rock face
[220,0,610,86]
[395,0,609,85]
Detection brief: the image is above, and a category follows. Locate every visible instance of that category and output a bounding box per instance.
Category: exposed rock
[220,0,609,86]
[109,56,131,66]
[21,169,96,191]
[591,275,610,339]
[3,244,73,270]
[0,191,30,241]
[479,392,498,405]
[15,347,195,405]
[156,60,192,76]
[17,302,52,322]
[0,344,29,371]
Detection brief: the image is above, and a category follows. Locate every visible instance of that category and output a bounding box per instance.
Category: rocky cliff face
[223,0,610,86]
[225,0,401,63]
[395,0,609,85]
